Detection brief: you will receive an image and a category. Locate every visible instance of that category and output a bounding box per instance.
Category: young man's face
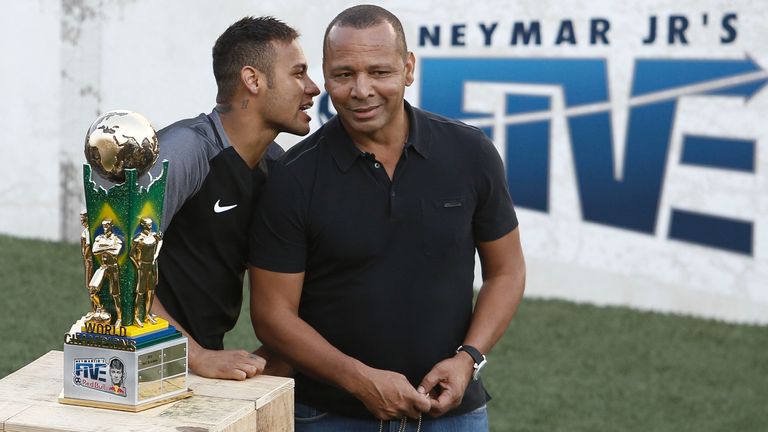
[261,40,320,136]
[110,366,123,385]
[323,22,415,136]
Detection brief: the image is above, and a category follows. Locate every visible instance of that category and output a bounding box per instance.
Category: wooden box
[0,351,294,431]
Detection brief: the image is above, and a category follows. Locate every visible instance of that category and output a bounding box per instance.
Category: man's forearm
[464,228,526,354]
[251,304,367,394]
[152,296,266,380]
[150,296,206,362]
[463,272,525,354]
[252,345,294,377]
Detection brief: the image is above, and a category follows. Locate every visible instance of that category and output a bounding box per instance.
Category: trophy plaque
[60,110,192,412]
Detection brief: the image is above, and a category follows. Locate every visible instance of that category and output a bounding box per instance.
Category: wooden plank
[5,404,204,432]
[0,401,31,431]
[142,396,260,432]
[256,387,294,432]
[4,352,60,379]
[152,395,253,425]
[222,410,257,432]
[0,374,62,406]
[5,395,256,432]
[0,351,62,406]
[188,373,294,408]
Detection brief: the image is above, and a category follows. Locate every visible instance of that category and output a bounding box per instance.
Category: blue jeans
[295,402,489,432]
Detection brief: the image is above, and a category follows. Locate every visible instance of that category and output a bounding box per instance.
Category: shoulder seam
[284,139,321,166]
[426,113,482,133]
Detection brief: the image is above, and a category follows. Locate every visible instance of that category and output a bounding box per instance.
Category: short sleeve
[153,127,210,232]
[249,161,307,273]
[472,133,518,242]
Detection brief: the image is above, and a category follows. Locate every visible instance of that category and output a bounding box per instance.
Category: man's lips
[299,101,313,122]
[349,105,380,119]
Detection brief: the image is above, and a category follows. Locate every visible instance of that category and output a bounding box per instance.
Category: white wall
[1,1,62,240]
[2,0,767,324]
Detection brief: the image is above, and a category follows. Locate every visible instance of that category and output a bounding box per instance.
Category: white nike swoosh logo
[213,200,238,213]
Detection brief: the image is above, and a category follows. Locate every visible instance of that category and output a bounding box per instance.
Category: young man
[150,16,320,380]
[249,5,526,431]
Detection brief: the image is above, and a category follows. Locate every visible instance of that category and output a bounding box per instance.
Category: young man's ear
[241,66,263,95]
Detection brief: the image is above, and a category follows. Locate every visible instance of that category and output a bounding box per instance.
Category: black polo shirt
[249,102,518,419]
[152,110,283,350]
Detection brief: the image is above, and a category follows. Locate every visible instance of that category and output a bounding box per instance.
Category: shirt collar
[208,108,232,149]
[404,100,431,159]
[329,100,432,172]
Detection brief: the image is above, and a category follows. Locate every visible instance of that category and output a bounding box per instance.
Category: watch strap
[456,345,484,364]
[456,345,487,380]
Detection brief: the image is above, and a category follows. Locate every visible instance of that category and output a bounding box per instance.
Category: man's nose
[305,75,321,96]
[351,74,374,98]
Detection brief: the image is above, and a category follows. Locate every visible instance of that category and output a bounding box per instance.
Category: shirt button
[374,162,381,168]
[391,191,396,197]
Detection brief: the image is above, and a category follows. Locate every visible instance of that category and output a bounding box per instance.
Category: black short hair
[212,16,299,103]
[109,357,124,386]
[323,5,407,60]
[109,357,124,371]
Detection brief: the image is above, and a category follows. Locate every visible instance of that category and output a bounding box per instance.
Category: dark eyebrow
[329,64,354,72]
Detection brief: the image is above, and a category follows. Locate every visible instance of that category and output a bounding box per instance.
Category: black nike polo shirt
[154,110,282,350]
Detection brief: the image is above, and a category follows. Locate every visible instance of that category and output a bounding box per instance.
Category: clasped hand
[417,354,474,417]
[356,354,474,420]
[354,368,431,420]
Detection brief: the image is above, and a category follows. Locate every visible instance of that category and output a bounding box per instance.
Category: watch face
[473,357,487,381]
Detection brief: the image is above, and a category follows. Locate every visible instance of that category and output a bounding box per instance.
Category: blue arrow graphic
[419,56,765,253]
[631,57,766,98]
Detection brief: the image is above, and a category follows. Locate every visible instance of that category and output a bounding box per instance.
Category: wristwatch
[456,345,487,381]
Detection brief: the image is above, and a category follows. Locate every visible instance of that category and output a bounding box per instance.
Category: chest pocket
[421,196,472,257]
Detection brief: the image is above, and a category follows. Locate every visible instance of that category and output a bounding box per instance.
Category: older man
[250,5,525,431]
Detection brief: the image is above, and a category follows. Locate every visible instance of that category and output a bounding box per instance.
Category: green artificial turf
[481,299,768,431]
[0,234,86,378]
[2,234,766,430]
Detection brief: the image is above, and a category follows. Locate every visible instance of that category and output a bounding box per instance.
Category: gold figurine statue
[89,219,123,327]
[80,210,101,320]
[129,218,163,327]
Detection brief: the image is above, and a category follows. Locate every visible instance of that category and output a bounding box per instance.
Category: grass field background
[1,234,766,430]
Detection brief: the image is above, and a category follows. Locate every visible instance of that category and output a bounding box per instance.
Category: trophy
[60,110,192,411]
